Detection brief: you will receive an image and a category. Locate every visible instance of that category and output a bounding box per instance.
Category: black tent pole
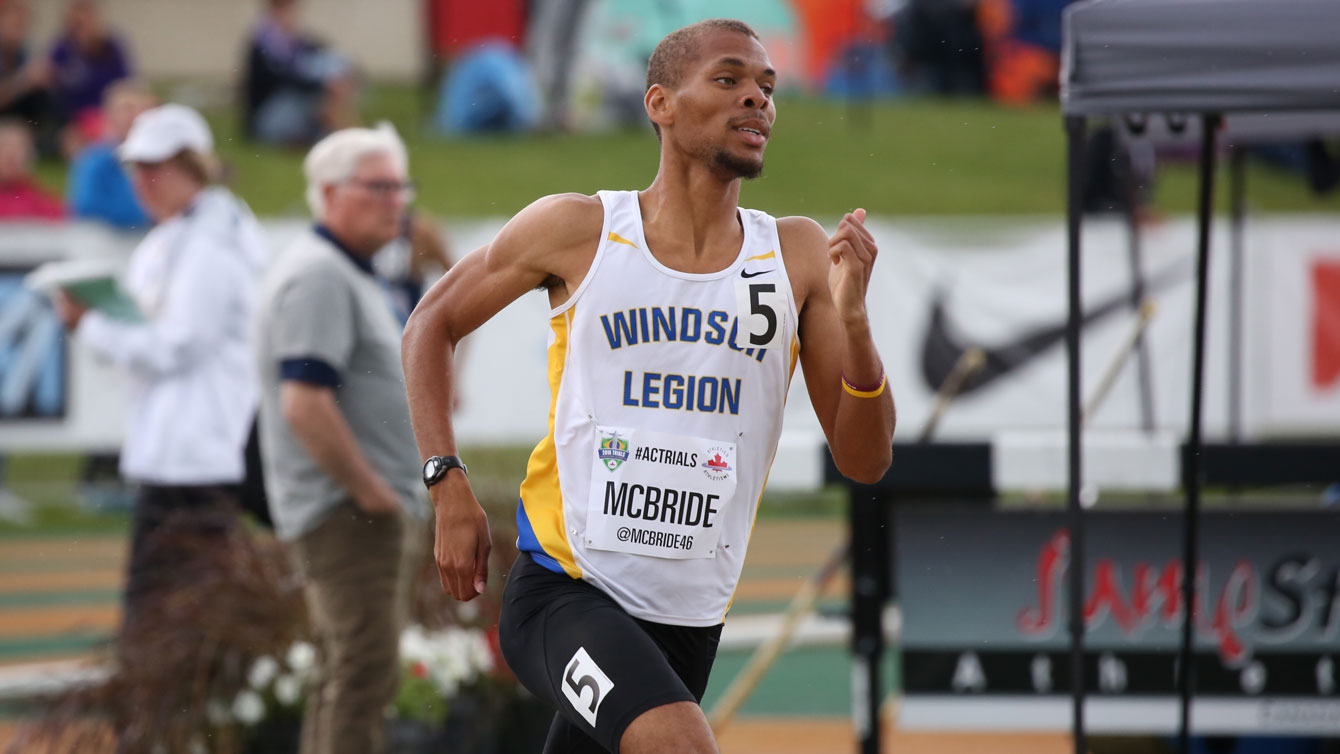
[1065,113,1088,754]
[1178,112,1221,754]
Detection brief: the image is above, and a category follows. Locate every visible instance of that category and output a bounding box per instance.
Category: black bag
[239,416,273,528]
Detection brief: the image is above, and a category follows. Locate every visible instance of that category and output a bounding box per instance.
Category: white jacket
[78,187,270,485]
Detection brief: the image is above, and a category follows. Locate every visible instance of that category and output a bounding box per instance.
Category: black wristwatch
[422,455,468,489]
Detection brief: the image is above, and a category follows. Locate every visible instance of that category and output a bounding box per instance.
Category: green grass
[0,454,130,537]
[33,86,1340,218]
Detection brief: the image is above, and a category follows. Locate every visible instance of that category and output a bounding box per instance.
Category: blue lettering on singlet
[601,311,639,348]
[623,370,741,414]
[600,306,768,363]
[651,308,675,341]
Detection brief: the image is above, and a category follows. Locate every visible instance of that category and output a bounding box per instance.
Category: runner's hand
[431,476,492,601]
[54,292,88,331]
[827,208,878,326]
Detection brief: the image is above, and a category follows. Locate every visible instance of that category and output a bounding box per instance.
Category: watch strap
[423,455,467,488]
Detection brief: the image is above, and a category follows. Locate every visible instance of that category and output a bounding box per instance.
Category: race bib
[585,425,738,559]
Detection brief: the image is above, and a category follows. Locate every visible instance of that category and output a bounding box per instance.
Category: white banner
[2,215,1336,468]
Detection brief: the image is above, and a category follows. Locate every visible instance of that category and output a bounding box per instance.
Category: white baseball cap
[118,103,214,164]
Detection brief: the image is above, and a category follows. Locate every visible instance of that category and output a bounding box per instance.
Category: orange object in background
[978,0,1064,105]
[977,0,1013,40]
[987,39,1059,105]
[789,0,884,88]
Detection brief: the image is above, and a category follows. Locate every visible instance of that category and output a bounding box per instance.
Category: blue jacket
[67,142,150,229]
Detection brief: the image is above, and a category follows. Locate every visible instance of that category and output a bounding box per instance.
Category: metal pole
[1123,152,1157,433]
[1178,112,1221,754]
[1065,114,1088,754]
[850,484,885,754]
[1228,146,1246,443]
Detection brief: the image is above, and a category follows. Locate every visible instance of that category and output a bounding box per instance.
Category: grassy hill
[36,86,1340,219]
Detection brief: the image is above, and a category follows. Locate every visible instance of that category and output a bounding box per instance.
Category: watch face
[423,457,440,480]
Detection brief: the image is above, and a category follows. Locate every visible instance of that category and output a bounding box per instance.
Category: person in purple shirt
[47,0,132,142]
[242,0,356,146]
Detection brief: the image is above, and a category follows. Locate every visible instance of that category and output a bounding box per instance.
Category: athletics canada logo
[598,432,630,471]
[701,447,733,481]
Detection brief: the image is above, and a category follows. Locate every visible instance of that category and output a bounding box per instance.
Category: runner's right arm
[402,192,603,601]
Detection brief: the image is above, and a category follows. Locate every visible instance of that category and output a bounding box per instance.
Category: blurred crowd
[0,0,362,228]
[430,0,1079,133]
[0,0,1089,226]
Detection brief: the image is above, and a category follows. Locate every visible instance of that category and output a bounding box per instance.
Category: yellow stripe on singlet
[788,333,801,384]
[518,307,582,578]
[724,335,800,621]
[607,231,639,248]
[744,250,776,261]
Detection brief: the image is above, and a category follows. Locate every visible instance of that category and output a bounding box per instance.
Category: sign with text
[896,504,1340,734]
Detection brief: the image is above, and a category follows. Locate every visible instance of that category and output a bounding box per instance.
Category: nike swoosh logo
[920,263,1189,396]
[741,268,774,278]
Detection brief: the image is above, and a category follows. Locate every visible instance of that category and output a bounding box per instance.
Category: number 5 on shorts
[562,647,615,727]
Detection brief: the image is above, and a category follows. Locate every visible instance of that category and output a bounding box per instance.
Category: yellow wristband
[842,372,887,398]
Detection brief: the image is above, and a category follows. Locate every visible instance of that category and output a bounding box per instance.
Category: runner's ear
[645,84,674,134]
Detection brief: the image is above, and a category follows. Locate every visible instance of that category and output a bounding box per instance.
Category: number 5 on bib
[736,280,787,349]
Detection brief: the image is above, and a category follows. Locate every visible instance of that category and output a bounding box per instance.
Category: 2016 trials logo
[701,446,733,481]
[598,432,630,471]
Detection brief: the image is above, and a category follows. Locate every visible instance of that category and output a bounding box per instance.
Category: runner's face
[672,31,776,180]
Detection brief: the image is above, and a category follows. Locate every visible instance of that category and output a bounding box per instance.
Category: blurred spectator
[0,119,63,220]
[242,0,357,146]
[891,0,986,96]
[433,42,539,134]
[979,0,1076,105]
[0,0,53,144]
[255,125,429,754]
[53,104,270,656]
[47,0,133,149]
[66,77,154,229]
[372,211,453,325]
[526,0,587,131]
[1081,123,1156,224]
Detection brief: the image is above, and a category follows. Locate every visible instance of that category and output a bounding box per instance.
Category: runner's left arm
[783,210,895,483]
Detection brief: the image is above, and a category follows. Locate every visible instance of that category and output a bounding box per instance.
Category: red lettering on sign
[1314,260,1340,390]
[1016,528,1257,664]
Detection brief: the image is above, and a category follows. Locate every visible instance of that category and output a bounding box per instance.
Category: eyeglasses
[345,178,416,201]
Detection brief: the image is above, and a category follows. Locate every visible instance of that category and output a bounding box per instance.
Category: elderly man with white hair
[253,124,430,754]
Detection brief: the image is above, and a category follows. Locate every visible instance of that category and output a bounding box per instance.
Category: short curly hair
[645,19,760,137]
[646,18,760,93]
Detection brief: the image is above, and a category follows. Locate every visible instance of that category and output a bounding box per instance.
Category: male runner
[402,18,895,754]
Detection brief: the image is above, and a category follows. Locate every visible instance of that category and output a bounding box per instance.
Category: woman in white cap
[55,103,270,650]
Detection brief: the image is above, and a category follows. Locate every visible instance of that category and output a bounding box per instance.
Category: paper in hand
[24,259,144,322]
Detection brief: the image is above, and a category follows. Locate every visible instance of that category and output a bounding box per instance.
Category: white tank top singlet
[514,190,802,626]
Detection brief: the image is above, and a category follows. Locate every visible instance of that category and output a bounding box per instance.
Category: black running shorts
[498,553,723,754]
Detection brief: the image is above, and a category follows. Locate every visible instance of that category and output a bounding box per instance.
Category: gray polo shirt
[254,226,428,541]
